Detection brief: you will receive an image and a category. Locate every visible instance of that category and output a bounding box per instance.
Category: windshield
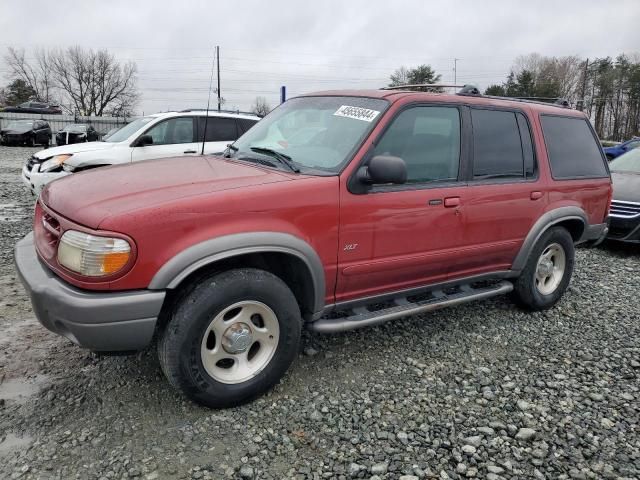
[104,117,154,143]
[610,148,640,173]
[6,120,33,129]
[63,124,87,132]
[228,96,389,174]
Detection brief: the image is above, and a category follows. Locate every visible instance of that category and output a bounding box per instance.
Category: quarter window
[373,106,461,183]
[540,115,608,179]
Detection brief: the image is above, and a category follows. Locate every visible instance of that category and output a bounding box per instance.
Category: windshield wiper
[250,146,300,173]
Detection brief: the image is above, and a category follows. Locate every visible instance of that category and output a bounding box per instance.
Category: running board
[310,280,513,333]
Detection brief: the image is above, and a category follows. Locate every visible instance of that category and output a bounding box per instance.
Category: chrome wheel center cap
[538,259,554,277]
[221,323,253,354]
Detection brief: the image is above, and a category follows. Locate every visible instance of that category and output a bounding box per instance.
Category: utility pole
[578,58,589,111]
[453,58,460,93]
[216,45,221,112]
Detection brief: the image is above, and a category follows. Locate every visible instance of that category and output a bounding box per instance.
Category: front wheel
[158,268,302,408]
[513,226,575,310]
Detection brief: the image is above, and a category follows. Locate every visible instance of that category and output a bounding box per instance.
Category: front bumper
[607,216,640,243]
[21,164,70,195]
[15,233,166,351]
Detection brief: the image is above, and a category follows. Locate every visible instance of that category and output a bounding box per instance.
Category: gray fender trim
[512,206,588,272]
[148,232,326,315]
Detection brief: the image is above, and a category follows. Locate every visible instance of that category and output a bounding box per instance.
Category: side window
[540,115,608,179]
[145,117,195,145]
[471,109,525,179]
[237,119,258,135]
[373,106,461,183]
[198,117,239,142]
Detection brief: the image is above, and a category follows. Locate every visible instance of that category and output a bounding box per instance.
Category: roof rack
[179,108,258,116]
[455,85,571,108]
[380,83,572,109]
[381,83,465,91]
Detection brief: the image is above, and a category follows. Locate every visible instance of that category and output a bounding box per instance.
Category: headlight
[57,230,131,277]
[40,154,73,172]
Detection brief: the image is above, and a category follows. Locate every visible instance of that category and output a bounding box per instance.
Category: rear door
[450,107,544,278]
[198,116,241,155]
[131,116,199,163]
[336,104,469,302]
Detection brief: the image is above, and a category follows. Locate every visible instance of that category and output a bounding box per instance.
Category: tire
[158,268,302,408]
[512,226,575,311]
[606,154,615,161]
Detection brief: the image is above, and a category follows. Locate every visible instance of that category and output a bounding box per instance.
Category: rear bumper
[15,233,166,351]
[579,222,609,246]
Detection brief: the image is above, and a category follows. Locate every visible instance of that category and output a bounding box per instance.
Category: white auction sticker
[334,105,380,122]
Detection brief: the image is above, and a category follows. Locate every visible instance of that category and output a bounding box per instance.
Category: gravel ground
[0,145,639,480]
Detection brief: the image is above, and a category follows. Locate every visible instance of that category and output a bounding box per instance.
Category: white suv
[22,110,260,195]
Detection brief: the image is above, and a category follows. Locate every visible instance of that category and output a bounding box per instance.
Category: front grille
[609,200,640,219]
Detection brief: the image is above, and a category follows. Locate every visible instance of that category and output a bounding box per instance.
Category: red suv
[15,89,611,408]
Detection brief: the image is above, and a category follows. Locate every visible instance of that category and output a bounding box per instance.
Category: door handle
[530,191,543,200]
[444,196,461,208]
[183,150,197,154]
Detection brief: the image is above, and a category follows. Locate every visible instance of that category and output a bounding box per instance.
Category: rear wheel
[158,268,302,408]
[513,227,574,310]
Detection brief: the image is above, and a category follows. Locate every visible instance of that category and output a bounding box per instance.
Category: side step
[310,280,513,333]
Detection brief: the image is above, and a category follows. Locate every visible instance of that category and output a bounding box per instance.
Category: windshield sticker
[334,105,380,122]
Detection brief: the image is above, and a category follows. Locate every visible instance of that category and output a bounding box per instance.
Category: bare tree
[389,66,410,86]
[48,46,139,116]
[251,96,271,117]
[4,47,55,103]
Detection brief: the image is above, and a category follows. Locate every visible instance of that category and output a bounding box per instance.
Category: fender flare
[148,232,326,315]
[511,206,587,273]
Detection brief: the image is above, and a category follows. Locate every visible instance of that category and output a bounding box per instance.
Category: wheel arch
[512,206,587,273]
[149,232,326,320]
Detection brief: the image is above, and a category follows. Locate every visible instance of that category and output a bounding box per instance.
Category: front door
[336,104,468,303]
[131,116,199,162]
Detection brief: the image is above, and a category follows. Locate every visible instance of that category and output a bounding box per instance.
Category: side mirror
[134,134,153,147]
[361,155,407,185]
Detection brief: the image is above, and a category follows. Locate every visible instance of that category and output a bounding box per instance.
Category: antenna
[201,46,217,155]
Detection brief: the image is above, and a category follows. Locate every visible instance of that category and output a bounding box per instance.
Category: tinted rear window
[540,115,608,179]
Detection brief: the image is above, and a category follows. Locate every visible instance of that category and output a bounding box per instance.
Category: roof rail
[455,87,571,109]
[381,83,465,91]
[179,108,259,116]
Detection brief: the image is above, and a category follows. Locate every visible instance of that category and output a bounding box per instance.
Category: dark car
[56,124,99,146]
[603,137,640,160]
[0,120,51,147]
[607,148,640,242]
[3,101,62,115]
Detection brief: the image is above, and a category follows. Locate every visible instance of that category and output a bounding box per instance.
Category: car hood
[612,171,640,203]
[2,127,32,134]
[34,141,114,159]
[41,156,295,229]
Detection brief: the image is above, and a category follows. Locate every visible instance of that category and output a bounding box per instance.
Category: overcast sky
[1,0,639,114]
